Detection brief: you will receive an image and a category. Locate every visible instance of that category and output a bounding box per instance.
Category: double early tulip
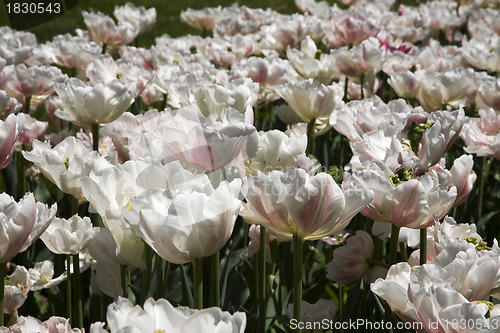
[125,176,242,264]
[0,193,56,263]
[343,160,457,229]
[54,78,136,126]
[244,168,374,241]
[0,113,20,169]
[90,297,246,333]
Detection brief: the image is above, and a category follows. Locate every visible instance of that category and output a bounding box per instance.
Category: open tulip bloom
[2,0,500,331]
[244,168,374,241]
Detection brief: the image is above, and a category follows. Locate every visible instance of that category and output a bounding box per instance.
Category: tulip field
[1,0,500,331]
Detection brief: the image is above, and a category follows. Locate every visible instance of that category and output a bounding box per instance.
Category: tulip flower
[0,193,55,325]
[244,224,274,263]
[244,129,307,175]
[388,71,420,99]
[343,160,457,229]
[245,168,372,326]
[81,158,163,269]
[0,90,22,119]
[244,168,373,241]
[286,299,338,327]
[428,155,476,207]
[274,79,344,125]
[15,113,48,146]
[286,36,337,84]
[330,96,411,142]
[416,69,475,112]
[0,193,38,263]
[179,77,259,118]
[90,297,246,333]
[40,214,99,255]
[126,177,242,265]
[0,114,21,170]
[256,14,310,52]
[3,265,30,315]
[462,37,500,73]
[49,34,102,70]
[22,137,113,202]
[2,316,83,332]
[129,106,259,173]
[3,65,66,105]
[180,7,224,32]
[231,56,301,105]
[330,38,384,86]
[205,35,255,68]
[82,11,139,52]
[29,261,67,291]
[326,231,375,285]
[54,78,136,126]
[113,3,157,34]
[0,27,37,65]
[402,216,485,265]
[461,108,500,160]
[476,77,500,111]
[330,11,380,46]
[372,239,500,331]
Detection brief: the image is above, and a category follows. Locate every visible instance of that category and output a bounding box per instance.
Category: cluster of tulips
[0,0,499,331]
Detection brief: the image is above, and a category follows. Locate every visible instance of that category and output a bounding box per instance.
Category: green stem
[163,261,170,298]
[306,119,315,156]
[155,255,164,299]
[399,242,408,262]
[338,284,343,326]
[360,73,364,100]
[366,258,390,269]
[389,224,400,265]
[268,108,274,131]
[0,263,5,326]
[0,168,8,193]
[72,253,82,328]
[293,234,303,333]
[180,264,194,308]
[343,77,349,102]
[91,123,100,153]
[478,157,492,222]
[193,258,203,310]
[160,93,168,111]
[24,95,31,114]
[420,228,427,265]
[210,251,220,307]
[120,265,128,298]
[259,226,267,333]
[102,43,107,54]
[71,196,79,216]
[66,255,72,323]
[141,245,153,304]
[15,151,26,199]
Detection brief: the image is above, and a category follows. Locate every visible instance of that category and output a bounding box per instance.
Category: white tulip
[40,214,99,255]
[54,78,136,126]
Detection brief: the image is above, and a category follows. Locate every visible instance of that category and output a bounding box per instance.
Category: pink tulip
[15,113,47,146]
[244,168,373,240]
[82,11,139,51]
[461,109,500,160]
[0,114,21,170]
[0,91,22,120]
[331,11,380,46]
[344,160,457,229]
[3,64,66,101]
[0,193,37,263]
[326,231,374,285]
